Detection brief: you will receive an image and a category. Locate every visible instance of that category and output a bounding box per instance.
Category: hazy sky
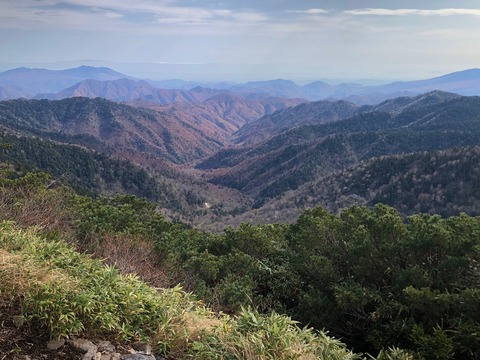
[1,0,480,82]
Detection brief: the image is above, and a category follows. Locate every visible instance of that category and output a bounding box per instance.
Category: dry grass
[91,233,170,288]
[0,249,25,305]
[0,184,75,237]
[0,245,76,307]
[182,314,224,341]
[152,308,225,358]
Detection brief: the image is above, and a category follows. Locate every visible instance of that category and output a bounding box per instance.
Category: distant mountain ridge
[370,68,480,95]
[228,69,480,103]
[2,66,480,105]
[0,66,131,98]
[230,79,364,101]
[36,78,225,104]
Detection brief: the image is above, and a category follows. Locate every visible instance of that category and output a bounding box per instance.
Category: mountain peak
[244,79,298,87]
[0,66,133,97]
[420,89,461,98]
[59,66,130,79]
[373,89,461,114]
[436,68,480,81]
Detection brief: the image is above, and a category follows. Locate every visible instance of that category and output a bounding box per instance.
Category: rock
[98,340,116,353]
[122,355,156,360]
[69,339,98,354]
[47,337,158,360]
[68,338,99,360]
[86,351,98,360]
[131,342,152,354]
[83,350,97,360]
[101,353,122,360]
[47,339,65,351]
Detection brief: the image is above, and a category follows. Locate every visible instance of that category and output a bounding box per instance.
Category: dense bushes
[155,204,480,359]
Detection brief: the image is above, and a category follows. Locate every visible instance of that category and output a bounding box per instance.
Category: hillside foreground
[0,170,422,359]
[1,169,480,358]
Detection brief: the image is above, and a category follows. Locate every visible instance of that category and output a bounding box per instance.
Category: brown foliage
[91,234,170,288]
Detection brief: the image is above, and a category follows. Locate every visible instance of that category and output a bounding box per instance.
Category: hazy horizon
[2,0,480,82]
[2,61,479,86]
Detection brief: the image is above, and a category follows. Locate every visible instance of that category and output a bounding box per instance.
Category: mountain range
[196,91,480,223]
[228,68,480,103]
[0,66,130,98]
[212,145,480,229]
[36,78,224,103]
[2,66,480,105]
[2,65,480,228]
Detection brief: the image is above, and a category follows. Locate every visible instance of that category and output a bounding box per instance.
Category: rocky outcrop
[45,338,164,360]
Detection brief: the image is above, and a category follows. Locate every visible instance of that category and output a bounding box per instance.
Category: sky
[1,0,480,82]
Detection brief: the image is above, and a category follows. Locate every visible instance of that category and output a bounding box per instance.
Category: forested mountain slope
[198,92,480,207]
[0,131,248,217]
[215,146,480,227]
[130,93,305,137]
[0,97,233,164]
[234,99,359,145]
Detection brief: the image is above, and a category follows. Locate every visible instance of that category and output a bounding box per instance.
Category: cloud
[344,8,480,16]
[294,8,328,15]
[105,12,123,19]
[231,12,268,23]
[0,2,127,30]
[0,0,268,30]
